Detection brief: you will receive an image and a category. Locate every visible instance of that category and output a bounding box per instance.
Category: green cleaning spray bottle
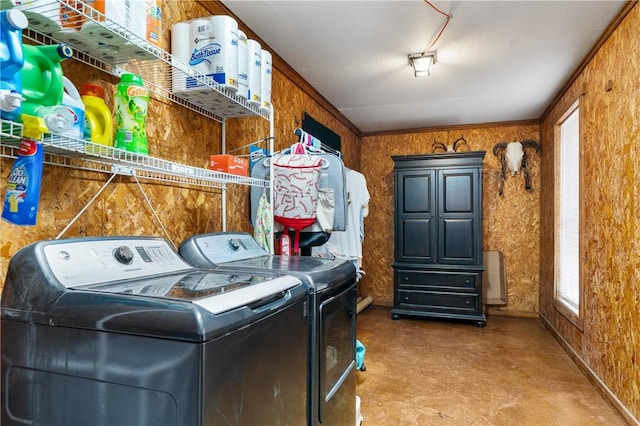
[2,114,49,226]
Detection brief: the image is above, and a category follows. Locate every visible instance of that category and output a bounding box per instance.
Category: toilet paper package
[260,49,272,112]
[208,15,238,92]
[247,39,261,107]
[186,18,214,89]
[236,30,249,99]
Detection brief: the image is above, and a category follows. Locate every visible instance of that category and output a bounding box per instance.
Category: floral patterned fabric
[253,191,272,253]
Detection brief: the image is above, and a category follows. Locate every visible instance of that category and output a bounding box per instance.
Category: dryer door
[318,283,357,424]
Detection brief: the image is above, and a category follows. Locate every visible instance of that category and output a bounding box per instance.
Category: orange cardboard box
[209,154,249,176]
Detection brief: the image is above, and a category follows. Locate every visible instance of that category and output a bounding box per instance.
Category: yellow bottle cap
[20,114,49,140]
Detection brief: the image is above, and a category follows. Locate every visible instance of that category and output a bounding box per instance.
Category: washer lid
[2,237,307,341]
[179,232,357,290]
[59,272,304,341]
[76,271,301,315]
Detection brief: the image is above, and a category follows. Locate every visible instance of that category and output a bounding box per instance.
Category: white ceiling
[222,0,626,133]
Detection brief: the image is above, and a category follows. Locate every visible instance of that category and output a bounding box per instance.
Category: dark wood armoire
[391,152,486,327]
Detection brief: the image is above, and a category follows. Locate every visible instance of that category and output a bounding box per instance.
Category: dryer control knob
[228,239,240,251]
[113,246,135,264]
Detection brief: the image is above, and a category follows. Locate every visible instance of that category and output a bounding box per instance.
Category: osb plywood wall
[359,124,541,316]
[0,34,224,286]
[0,0,360,288]
[539,3,639,420]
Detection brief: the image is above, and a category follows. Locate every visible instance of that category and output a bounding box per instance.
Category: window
[554,98,583,329]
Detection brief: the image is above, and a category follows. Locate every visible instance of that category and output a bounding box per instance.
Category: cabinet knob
[465,300,470,305]
[465,279,470,284]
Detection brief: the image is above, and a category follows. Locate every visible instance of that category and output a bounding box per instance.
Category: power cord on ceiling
[422,0,452,54]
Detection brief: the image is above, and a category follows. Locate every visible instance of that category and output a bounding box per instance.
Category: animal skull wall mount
[492,139,541,195]
[432,136,468,153]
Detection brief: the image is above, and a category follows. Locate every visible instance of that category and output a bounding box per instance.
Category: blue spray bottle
[0,9,29,122]
[2,114,49,226]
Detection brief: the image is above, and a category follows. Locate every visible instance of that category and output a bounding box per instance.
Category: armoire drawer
[395,269,478,291]
[396,289,480,313]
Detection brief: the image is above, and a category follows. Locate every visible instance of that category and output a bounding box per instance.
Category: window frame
[553,97,584,331]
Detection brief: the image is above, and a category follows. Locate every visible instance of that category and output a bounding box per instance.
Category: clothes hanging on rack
[313,169,370,268]
[250,152,348,233]
[248,128,350,253]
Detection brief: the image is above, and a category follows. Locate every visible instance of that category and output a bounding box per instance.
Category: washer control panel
[192,233,267,263]
[43,238,192,288]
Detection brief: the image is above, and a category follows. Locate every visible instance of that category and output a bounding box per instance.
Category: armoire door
[438,167,482,266]
[395,169,437,264]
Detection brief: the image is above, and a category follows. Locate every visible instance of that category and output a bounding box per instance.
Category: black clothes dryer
[179,232,358,426]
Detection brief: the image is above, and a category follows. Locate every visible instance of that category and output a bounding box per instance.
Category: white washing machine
[1,236,309,426]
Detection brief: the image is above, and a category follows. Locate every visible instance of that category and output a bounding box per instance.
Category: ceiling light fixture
[408,1,451,78]
[409,51,437,77]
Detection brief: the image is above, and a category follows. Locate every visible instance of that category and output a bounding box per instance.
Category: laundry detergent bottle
[2,114,49,226]
[20,44,75,130]
[114,73,149,155]
[81,82,113,152]
[0,9,29,122]
[60,76,85,139]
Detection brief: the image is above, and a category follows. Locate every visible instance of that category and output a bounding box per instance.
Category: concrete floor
[356,307,624,425]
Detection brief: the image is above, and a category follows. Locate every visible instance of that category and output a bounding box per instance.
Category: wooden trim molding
[539,314,640,426]
[540,1,638,122]
[362,118,540,138]
[486,309,539,319]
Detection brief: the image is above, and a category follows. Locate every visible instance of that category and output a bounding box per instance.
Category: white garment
[313,169,370,266]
